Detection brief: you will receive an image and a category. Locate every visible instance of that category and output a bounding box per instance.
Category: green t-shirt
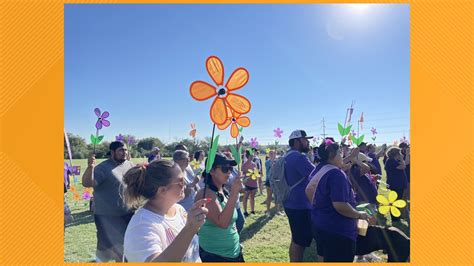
[198,193,240,258]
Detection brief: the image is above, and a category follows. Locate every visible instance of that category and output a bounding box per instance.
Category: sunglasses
[215,166,233,173]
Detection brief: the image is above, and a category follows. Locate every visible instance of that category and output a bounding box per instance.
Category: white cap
[289,130,313,140]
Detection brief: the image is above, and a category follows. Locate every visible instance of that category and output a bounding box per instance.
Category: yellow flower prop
[190,159,201,170]
[247,168,261,180]
[376,190,407,217]
[265,148,271,154]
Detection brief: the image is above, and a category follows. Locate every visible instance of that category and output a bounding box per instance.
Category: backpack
[268,150,302,205]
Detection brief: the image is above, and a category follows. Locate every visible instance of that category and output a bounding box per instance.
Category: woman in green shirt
[195,153,244,262]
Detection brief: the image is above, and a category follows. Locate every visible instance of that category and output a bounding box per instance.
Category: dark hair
[194,150,204,161]
[123,160,179,209]
[203,169,230,202]
[245,149,252,159]
[317,141,340,162]
[313,147,321,163]
[289,138,296,148]
[109,141,125,151]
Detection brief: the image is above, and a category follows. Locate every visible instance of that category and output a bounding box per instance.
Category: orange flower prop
[218,107,250,138]
[189,123,197,138]
[190,56,251,125]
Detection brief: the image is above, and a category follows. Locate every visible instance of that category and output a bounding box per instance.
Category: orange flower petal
[236,116,250,127]
[210,98,228,125]
[190,81,217,101]
[206,56,224,86]
[226,68,249,91]
[226,93,251,114]
[231,123,239,138]
[217,119,232,130]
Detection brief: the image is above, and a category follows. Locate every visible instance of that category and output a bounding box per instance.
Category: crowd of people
[67,128,410,262]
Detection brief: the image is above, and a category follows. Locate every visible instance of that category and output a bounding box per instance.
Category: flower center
[232,118,236,123]
[217,87,227,97]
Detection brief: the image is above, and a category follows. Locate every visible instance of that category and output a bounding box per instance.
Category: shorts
[199,247,245,262]
[94,213,134,256]
[245,185,258,191]
[284,208,313,247]
[313,227,356,262]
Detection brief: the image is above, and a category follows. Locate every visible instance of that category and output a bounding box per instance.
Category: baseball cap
[358,142,368,147]
[152,147,160,152]
[204,152,237,168]
[289,130,313,140]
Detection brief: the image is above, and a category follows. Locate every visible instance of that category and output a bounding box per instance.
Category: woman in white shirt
[123,159,209,262]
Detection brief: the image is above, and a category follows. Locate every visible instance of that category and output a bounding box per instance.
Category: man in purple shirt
[284,130,316,262]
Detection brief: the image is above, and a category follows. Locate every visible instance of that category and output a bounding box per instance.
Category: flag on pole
[359,112,364,131]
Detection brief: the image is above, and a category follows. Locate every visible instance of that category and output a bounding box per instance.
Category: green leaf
[97,135,104,142]
[344,125,353,136]
[239,127,244,134]
[359,134,365,144]
[205,135,220,174]
[248,148,254,157]
[338,123,344,136]
[90,134,96,144]
[229,145,241,165]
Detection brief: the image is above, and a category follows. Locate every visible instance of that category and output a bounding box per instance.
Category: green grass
[64,157,406,262]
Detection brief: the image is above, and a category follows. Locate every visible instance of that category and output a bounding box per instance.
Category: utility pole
[322,118,326,138]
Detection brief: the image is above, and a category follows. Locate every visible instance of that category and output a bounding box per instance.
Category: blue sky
[65,4,410,146]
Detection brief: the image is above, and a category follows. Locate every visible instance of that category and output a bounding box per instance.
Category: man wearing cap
[82,141,135,262]
[147,147,161,163]
[284,130,316,262]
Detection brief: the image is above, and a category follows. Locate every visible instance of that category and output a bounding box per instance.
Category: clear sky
[65,4,410,146]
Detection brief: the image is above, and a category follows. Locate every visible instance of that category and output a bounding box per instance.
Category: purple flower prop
[351,129,357,137]
[400,136,409,145]
[127,135,136,146]
[94,108,110,130]
[115,134,125,142]
[250,137,258,148]
[371,127,378,135]
[273,128,283,138]
[82,191,92,200]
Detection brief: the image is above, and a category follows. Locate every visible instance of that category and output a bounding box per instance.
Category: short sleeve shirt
[284,151,316,210]
[124,204,201,262]
[93,159,135,216]
[311,166,358,241]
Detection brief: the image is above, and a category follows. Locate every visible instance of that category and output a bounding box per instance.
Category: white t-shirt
[124,204,201,262]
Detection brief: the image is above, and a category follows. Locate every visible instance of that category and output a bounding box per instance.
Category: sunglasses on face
[215,166,233,173]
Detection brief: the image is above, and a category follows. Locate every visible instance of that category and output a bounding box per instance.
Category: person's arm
[332,202,369,220]
[196,175,242,229]
[82,154,97,187]
[147,200,209,262]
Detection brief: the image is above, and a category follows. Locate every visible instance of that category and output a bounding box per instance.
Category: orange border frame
[0,0,473,265]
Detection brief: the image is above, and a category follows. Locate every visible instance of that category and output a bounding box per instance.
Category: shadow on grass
[65,210,94,228]
[239,213,274,242]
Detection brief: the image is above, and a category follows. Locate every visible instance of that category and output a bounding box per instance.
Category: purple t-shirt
[311,164,358,241]
[368,152,382,175]
[384,158,408,190]
[284,150,316,210]
[350,165,377,204]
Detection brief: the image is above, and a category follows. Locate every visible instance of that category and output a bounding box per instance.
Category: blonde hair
[123,160,178,209]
